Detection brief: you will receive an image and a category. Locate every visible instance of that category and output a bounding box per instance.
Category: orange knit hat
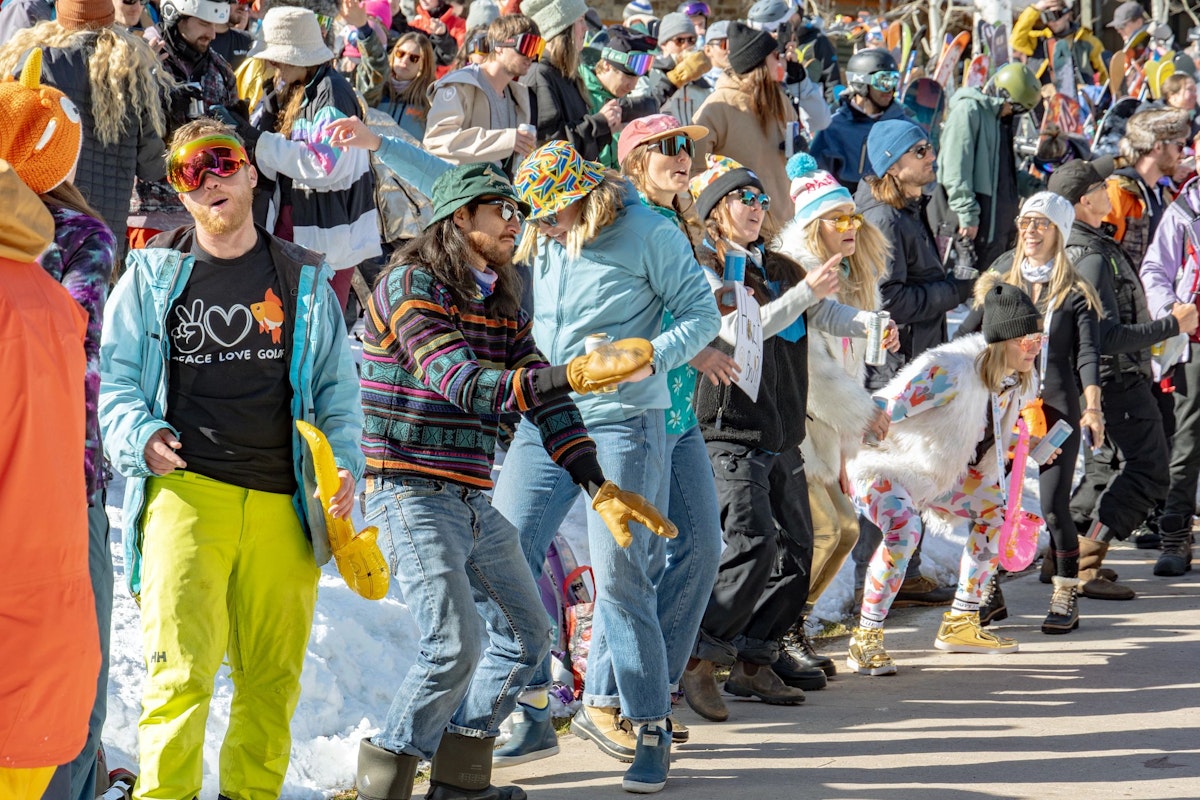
[0,49,83,195]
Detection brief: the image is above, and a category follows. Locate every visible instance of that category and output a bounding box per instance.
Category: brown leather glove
[566,338,654,394]
[591,480,678,547]
[666,50,711,88]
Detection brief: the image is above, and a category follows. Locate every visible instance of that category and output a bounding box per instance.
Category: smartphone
[1030,419,1073,465]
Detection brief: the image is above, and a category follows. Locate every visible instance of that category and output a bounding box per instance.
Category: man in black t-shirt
[98,118,362,799]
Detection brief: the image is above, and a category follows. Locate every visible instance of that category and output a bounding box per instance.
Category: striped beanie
[787,153,853,227]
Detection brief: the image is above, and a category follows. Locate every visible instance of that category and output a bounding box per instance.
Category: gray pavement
[488,544,1200,800]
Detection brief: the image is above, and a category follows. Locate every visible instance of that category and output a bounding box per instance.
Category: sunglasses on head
[652,134,694,158]
[601,47,654,77]
[907,142,933,160]
[479,197,523,222]
[821,213,864,232]
[166,134,248,193]
[495,32,545,61]
[681,1,710,17]
[1016,215,1053,232]
[867,70,901,92]
[732,188,771,210]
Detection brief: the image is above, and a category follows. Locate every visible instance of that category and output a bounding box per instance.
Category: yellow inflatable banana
[296,420,390,600]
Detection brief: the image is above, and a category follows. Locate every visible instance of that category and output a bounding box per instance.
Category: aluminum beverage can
[584,333,617,393]
[865,311,890,366]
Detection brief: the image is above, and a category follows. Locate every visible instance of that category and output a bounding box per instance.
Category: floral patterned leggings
[855,469,1005,628]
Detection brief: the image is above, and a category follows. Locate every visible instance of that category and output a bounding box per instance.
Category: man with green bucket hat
[351,159,677,800]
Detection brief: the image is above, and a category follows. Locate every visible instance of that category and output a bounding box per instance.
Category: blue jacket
[809,96,909,189]
[99,226,364,596]
[370,137,720,425]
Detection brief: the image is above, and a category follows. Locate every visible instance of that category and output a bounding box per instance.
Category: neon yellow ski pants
[134,471,319,800]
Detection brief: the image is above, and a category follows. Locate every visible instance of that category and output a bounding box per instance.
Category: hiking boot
[784,623,836,677]
[1041,576,1080,635]
[934,611,1019,654]
[667,715,688,743]
[891,575,954,607]
[356,737,420,800]
[679,659,728,722]
[724,661,806,705]
[621,722,671,794]
[1155,517,1194,577]
[771,649,828,691]
[846,626,897,676]
[1132,521,1162,550]
[978,576,1008,627]
[428,732,525,800]
[1079,538,1135,600]
[492,702,559,767]
[571,705,637,763]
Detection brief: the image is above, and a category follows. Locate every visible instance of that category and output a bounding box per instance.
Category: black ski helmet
[846,48,898,96]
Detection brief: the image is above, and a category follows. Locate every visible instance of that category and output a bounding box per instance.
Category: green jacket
[581,65,621,169]
[936,87,1007,232]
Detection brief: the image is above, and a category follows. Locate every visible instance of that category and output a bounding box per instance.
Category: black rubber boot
[357,738,420,800]
[428,732,525,800]
[1154,516,1194,577]
[784,620,837,677]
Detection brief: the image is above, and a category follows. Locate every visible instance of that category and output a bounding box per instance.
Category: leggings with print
[855,469,1005,628]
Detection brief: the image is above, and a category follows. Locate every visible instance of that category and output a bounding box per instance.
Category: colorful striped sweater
[361,263,603,489]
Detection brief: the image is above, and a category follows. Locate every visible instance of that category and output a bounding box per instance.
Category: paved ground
[482,543,1200,800]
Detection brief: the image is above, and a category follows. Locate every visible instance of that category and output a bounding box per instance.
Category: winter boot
[679,659,728,722]
[1131,520,1162,549]
[570,705,637,762]
[978,576,1008,627]
[933,611,1019,653]
[1154,515,1194,577]
[1041,576,1081,634]
[356,738,420,800]
[724,661,806,705]
[621,721,672,794]
[428,732,525,800]
[1078,538,1135,600]
[846,626,897,676]
[771,648,828,690]
[102,770,136,800]
[784,620,836,677]
[492,702,559,766]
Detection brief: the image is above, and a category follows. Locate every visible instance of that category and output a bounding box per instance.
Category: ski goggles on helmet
[601,47,654,76]
[681,2,710,17]
[866,70,901,92]
[166,134,249,193]
[494,32,545,61]
[653,134,695,158]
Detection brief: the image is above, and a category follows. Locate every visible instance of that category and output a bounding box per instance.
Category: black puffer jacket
[855,180,973,390]
[521,61,613,163]
[1068,220,1179,385]
[41,38,166,244]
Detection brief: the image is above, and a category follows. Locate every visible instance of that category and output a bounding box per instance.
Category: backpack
[536,533,594,701]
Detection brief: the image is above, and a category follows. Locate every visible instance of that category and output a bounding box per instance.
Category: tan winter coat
[692,72,797,231]
[423,66,532,166]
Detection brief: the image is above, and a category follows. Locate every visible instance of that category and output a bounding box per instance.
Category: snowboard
[901,76,948,148]
[964,53,990,88]
[1042,91,1084,136]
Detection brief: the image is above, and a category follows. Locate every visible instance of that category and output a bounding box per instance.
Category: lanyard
[1037,306,1054,395]
[992,393,1007,504]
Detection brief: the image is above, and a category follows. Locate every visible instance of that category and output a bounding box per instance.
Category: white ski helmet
[161,0,231,27]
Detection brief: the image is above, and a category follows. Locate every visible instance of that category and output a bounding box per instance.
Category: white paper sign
[731,283,763,402]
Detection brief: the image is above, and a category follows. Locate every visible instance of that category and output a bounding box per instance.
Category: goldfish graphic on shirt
[251,287,285,344]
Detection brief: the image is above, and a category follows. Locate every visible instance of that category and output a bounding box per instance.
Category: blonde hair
[0,21,171,147]
[862,172,907,210]
[515,172,625,261]
[802,206,889,312]
[732,61,789,133]
[985,226,1101,314]
[976,340,1036,393]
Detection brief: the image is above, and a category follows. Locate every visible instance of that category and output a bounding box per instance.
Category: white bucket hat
[252,7,335,67]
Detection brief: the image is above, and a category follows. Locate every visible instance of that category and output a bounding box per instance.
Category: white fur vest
[846,334,1038,507]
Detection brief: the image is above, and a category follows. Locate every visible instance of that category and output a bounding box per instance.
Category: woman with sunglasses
[681,154,881,720]
[773,153,895,673]
[359,30,436,140]
[957,191,1103,634]
[845,284,1044,674]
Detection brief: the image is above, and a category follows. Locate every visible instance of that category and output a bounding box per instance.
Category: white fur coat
[847,334,1038,507]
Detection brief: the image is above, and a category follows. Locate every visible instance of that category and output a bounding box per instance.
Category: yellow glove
[591,480,678,548]
[667,50,711,87]
[566,337,654,395]
[296,421,390,601]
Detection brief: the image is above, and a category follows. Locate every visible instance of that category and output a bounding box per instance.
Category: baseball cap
[1046,156,1115,205]
[1108,1,1146,29]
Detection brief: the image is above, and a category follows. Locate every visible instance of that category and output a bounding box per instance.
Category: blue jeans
[364,476,552,758]
[492,413,672,723]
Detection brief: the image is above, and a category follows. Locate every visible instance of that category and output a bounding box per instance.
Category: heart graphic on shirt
[205,304,254,348]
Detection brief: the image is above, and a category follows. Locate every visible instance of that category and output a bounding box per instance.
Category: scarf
[1020,258,1054,285]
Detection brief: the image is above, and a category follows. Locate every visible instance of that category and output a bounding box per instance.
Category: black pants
[695,444,813,667]
[1163,349,1200,521]
[1070,375,1170,537]
[1039,394,1082,576]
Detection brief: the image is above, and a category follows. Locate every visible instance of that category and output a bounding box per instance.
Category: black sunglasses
[907,142,933,160]
[479,198,523,222]
[654,134,694,158]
